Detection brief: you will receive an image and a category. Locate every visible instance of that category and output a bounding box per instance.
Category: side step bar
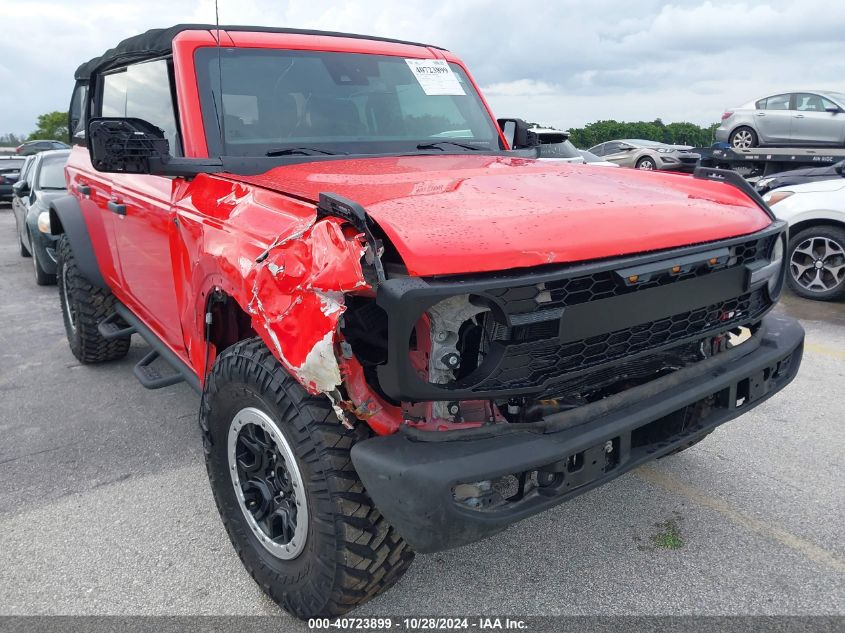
[99,303,202,394]
[97,312,136,340]
[133,349,186,390]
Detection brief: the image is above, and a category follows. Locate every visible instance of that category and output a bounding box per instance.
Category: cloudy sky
[1,0,844,136]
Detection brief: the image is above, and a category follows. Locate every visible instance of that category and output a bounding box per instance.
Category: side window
[25,157,40,185]
[603,142,623,154]
[20,157,35,184]
[795,93,837,113]
[589,143,606,156]
[759,94,790,111]
[100,59,181,156]
[68,82,88,144]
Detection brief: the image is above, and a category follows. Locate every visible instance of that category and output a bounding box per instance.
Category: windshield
[624,139,663,147]
[537,139,581,159]
[37,155,68,190]
[196,48,502,157]
[826,92,845,105]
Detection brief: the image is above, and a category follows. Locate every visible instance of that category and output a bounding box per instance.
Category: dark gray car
[588,139,700,172]
[0,156,26,201]
[11,149,70,285]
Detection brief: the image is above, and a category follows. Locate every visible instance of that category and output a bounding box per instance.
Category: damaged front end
[248,190,788,442]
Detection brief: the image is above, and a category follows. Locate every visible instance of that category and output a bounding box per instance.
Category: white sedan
[763,176,845,301]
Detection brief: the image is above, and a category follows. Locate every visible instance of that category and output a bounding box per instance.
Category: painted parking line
[804,342,845,361]
[636,465,845,575]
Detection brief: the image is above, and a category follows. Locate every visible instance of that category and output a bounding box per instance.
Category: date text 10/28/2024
[308,617,529,630]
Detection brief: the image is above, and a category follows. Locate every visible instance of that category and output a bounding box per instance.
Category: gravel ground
[0,205,842,621]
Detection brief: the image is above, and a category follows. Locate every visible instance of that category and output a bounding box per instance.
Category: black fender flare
[48,194,107,289]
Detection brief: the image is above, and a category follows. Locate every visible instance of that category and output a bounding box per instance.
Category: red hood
[229,155,771,276]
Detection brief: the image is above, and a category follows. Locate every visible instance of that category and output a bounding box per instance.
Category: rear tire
[57,235,130,363]
[201,339,414,620]
[786,225,845,301]
[730,126,758,149]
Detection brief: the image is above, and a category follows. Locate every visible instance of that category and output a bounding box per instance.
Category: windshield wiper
[265,147,347,157]
[416,141,482,152]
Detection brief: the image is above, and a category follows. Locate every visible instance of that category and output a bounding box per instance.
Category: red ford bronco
[54,25,803,618]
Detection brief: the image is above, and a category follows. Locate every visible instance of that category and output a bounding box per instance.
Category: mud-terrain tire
[57,235,130,363]
[201,338,414,619]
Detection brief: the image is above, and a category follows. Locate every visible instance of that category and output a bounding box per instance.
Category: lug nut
[441,352,460,368]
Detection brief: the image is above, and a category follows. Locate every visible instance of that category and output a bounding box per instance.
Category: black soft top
[74,24,444,81]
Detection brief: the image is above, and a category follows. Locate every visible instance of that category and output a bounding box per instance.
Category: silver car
[587,139,700,171]
[715,90,845,148]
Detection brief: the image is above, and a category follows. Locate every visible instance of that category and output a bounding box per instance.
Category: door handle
[755,112,766,116]
[108,200,127,216]
[793,114,805,119]
[77,184,91,196]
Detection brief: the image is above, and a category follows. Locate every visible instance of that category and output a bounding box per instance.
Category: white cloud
[0,0,843,135]
[483,80,560,97]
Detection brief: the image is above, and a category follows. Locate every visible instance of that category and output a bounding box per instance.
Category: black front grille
[481,288,768,393]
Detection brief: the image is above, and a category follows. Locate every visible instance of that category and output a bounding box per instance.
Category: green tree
[567,119,717,149]
[28,111,68,142]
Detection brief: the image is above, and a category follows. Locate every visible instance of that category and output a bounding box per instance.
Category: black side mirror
[12,180,29,197]
[88,117,170,174]
[88,117,222,177]
[497,118,540,149]
[826,106,843,114]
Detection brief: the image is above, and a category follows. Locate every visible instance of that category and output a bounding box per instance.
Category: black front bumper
[351,314,804,553]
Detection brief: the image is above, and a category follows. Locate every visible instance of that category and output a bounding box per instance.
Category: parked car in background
[756,160,845,194]
[16,139,70,155]
[532,128,586,163]
[10,155,36,232]
[0,156,26,202]
[588,139,700,171]
[763,178,845,301]
[716,91,845,149]
[529,129,618,167]
[11,149,70,285]
[578,149,620,167]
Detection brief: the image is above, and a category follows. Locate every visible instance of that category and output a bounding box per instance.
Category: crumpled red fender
[246,218,369,399]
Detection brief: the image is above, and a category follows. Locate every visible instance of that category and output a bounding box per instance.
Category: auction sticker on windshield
[405,59,465,96]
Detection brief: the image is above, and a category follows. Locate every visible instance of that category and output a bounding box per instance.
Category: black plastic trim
[48,194,107,289]
[113,303,201,393]
[351,314,804,553]
[693,165,775,220]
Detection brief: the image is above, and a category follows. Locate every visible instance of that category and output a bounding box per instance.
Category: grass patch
[651,519,684,549]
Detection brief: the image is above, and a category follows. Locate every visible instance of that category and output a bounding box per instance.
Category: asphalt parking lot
[0,204,843,620]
